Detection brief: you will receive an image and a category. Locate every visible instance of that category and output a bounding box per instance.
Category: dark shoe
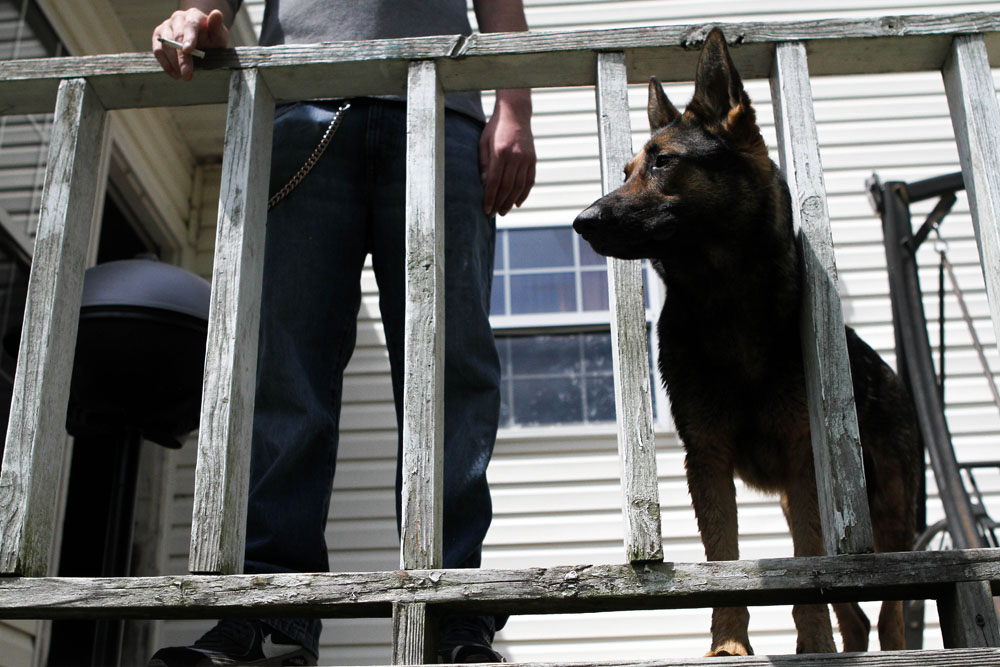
[147,619,317,666]
[439,644,506,663]
[437,615,505,663]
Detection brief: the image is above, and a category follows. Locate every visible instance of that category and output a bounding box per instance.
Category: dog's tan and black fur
[573,29,921,656]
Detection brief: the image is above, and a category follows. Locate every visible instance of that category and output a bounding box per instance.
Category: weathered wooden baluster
[770,40,875,556]
[394,59,445,664]
[594,51,663,564]
[189,69,274,575]
[0,78,108,577]
[939,32,1000,646]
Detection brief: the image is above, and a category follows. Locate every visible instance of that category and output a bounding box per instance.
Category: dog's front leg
[684,443,752,656]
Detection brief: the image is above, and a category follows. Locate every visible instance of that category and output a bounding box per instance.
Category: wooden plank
[400,59,444,573]
[0,548,998,619]
[594,51,662,564]
[942,34,1000,359]
[188,69,274,575]
[938,580,1000,648]
[448,648,1000,666]
[1,14,998,114]
[0,79,107,576]
[391,602,434,664]
[769,41,874,557]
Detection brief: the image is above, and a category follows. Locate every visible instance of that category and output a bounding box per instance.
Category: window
[491,226,661,428]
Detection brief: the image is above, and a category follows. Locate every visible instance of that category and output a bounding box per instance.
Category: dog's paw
[705,640,752,657]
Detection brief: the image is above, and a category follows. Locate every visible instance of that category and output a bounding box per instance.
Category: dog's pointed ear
[688,28,766,153]
[689,29,743,127]
[648,77,680,133]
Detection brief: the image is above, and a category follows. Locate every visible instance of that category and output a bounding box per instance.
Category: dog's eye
[652,153,674,170]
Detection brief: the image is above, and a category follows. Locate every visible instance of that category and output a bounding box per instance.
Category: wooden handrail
[1,13,998,115]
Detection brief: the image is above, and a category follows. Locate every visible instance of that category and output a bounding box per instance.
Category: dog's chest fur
[654,235,812,490]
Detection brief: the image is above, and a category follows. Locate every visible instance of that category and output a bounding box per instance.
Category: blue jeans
[243,99,501,656]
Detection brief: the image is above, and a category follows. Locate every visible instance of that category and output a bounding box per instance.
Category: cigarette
[158,37,206,59]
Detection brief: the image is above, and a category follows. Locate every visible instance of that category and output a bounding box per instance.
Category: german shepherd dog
[573,29,921,656]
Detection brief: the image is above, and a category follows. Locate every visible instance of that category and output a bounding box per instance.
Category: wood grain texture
[0,79,107,576]
[441,649,1000,666]
[595,52,662,564]
[942,34,1000,362]
[400,60,445,572]
[938,580,1000,648]
[770,41,874,557]
[189,69,274,575]
[392,602,433,664]
[1,14,997,114]
[0,548,997,619]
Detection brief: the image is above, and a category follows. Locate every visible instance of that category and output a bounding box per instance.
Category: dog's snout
[573,202,603,234]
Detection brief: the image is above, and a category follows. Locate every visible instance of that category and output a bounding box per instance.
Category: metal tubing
[879,181,986,551]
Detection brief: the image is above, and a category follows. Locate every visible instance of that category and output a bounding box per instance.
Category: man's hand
[472,0,536,216]
[152,5,231,81]
[480,89,536,217]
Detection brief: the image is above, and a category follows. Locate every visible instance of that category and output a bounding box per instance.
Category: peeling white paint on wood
[595,51,662,564]
[400,60,445,576]
[189,69,273,575]
[943,34,1000,365]
[0,78,107,577]
[770,41,874,557]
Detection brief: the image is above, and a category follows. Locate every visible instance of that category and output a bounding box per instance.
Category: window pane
[510,273,576,314]
[490,278,505,316]
[512,377,583,425]
[509,228,574,269]
[582,332,613,372]
[497,331,620,427]
[578,238,605,267]
[581,270,609,311]
[494,233,505,269]
[509,334,581,377]
[585,374,616,422]
[499,377,513,428]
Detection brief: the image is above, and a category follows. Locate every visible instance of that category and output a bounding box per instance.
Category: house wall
[149,1,1000,664]
[0,0,997,663]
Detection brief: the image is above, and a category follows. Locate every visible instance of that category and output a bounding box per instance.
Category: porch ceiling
[107,0,258,162]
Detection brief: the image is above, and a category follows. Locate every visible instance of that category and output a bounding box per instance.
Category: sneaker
[147,619,318,666]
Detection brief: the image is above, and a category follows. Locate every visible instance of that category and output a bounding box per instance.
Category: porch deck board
[0,549,996,620]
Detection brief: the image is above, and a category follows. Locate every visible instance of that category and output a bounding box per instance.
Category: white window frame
[490,223,671,432]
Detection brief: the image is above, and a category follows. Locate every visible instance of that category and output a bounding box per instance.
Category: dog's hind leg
[870,467,915,650]
[684,443,753,656]
[866,447,919,650]
[833,602,871,652]
[781,479,838,654]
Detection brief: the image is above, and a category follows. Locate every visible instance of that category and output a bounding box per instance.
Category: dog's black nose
[573,203,602,234]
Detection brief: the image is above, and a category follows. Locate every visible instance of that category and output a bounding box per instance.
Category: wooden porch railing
[0,12,999,665]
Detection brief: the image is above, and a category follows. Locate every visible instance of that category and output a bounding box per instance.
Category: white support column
[770,41,874,556]
[0,78,108,576]
[943,34,1000,354]
[400,59,446,573]
[594,51,663,564]
[395,59,445,664]
[189,68,274,574]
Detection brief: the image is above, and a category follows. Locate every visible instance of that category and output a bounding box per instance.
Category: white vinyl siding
[152,0,1000,663]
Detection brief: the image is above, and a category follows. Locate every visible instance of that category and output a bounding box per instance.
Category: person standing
[149,1,535,664]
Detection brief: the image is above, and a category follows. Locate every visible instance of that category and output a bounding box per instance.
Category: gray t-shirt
[229,0,484,122]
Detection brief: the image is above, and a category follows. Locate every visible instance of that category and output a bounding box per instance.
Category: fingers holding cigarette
[151,8,229,80]
[158,37,205,59]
